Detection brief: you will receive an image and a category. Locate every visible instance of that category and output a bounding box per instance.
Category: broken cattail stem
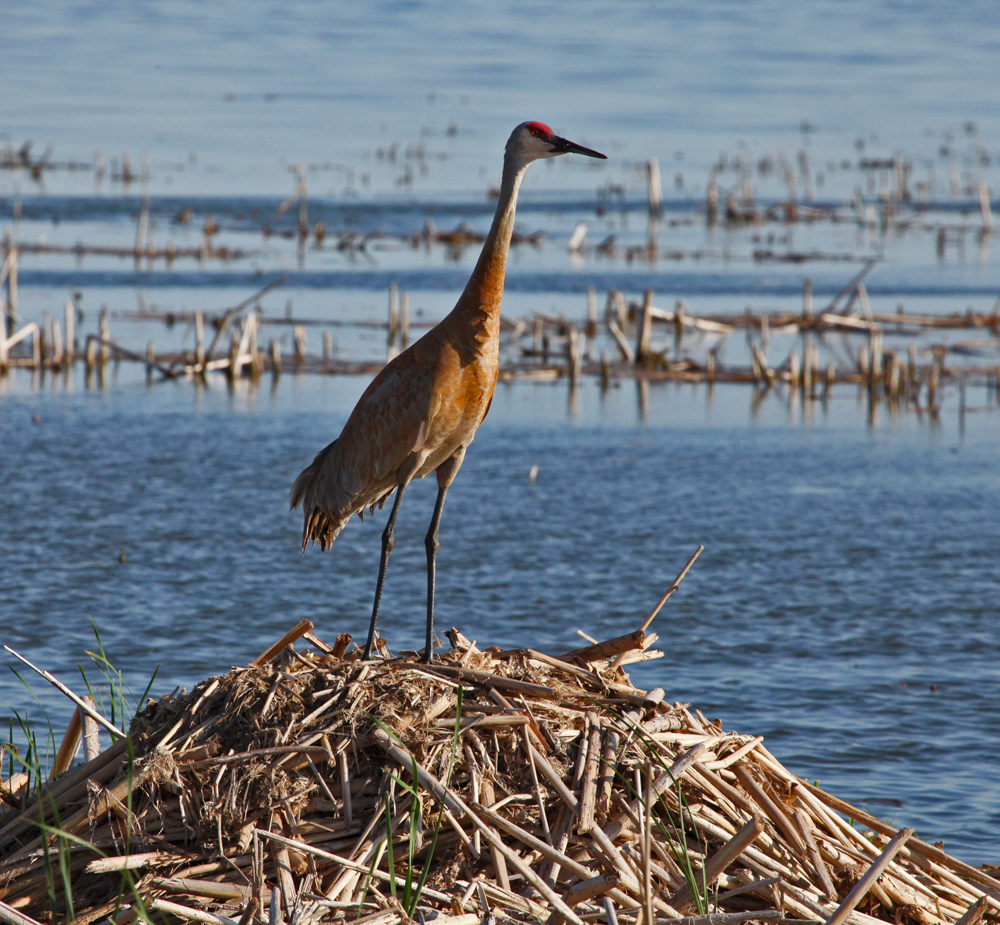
[648,158,662,213]
[568,325,581,385]
[269,339,281,380]
[794,808,838,900]
[635,290,653,364]
[51,707,82,779]
[979,182,993,234]
[98,306,110,371]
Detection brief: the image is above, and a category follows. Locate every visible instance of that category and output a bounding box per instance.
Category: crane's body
[291,122,606,661]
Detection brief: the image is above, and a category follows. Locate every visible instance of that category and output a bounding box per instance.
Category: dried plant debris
[1,626,998,925]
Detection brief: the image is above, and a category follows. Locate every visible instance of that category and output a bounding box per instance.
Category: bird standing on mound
[291,122,606,663]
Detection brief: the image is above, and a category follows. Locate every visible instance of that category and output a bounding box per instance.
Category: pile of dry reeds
[1,618,998,925]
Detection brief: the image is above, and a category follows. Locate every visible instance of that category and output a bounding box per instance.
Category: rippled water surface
[2,376,998,862]
[2,0,999,866]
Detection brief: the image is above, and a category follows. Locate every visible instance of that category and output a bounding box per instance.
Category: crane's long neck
[454,152,530,323]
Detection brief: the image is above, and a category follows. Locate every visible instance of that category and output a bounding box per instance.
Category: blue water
[1,0,999,866]
[5,0,1000,197]
[2,375,998,862]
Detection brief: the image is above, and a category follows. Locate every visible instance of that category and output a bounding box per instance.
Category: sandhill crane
[291,122,606,662]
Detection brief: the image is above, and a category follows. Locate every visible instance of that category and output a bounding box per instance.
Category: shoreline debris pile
[1,621,998,925]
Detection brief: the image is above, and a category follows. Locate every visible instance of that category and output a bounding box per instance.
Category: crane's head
[507,121,607,165]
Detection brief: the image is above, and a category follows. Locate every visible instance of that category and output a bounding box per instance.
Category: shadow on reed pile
[1,620,998,925]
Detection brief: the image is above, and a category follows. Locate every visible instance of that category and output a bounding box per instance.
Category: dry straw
[2,596,998,925]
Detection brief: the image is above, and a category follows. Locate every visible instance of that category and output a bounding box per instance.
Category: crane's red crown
[526,121,555,139]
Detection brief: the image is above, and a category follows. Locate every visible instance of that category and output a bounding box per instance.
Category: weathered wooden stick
[150,877,260,901]
[662,913,794,925]
[562,870,622,907]
[607,317,635,363]
[704,736,762,771]
[609,545,704,673]
[826,259,878,313]
[183,745,328,770]
[85,335,178,378]
[480,777,510,892]
[413,663,556,699]
[82,695,100,762]
[499,648,606,690]
[979,182,993,233]
[578,716,602,832]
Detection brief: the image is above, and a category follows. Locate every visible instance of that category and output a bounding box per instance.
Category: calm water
[2,0,1000,865]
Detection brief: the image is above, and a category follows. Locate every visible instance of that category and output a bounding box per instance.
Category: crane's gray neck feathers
[454,150,531,320]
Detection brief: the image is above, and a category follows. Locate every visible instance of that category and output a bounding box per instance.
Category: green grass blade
[384,790,398,903]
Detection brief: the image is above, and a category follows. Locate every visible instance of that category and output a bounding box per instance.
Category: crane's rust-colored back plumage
[290,307,501,550]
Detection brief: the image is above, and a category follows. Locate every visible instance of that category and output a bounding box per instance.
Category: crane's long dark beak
[553,135,607,159]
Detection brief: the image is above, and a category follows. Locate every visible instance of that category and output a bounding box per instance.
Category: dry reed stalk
[148,898,239,925]
[668,815,764,913]
[823,828,915,925]
[609,546,703,672]
[2,647,126,738]
[793,808,837,900]
[0,900,44,925]
[51,706,82,779]
[2,618,992,925]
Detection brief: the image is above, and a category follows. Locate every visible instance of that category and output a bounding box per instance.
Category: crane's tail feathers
[290,439,350,553]
[300,507,348,553]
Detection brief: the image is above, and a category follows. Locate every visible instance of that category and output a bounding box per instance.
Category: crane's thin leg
[363,485,406,660]
[422,484,449,664]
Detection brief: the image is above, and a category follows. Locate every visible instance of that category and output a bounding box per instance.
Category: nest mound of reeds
[1,622,997,925]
